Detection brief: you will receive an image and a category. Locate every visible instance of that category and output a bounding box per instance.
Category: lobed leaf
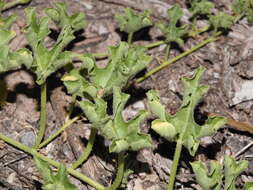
[34,157,78,190]
[24,3,86,85]
[189,0,215,16]
[147,66,227,156]
[232,0,253,22]
[209,12,235,32]
[157,4,188,46]
[79,87,152,153]
[224,155,248,190]
[45,2,87,31]
[91,42,151,96]
[191,160,222,190]
[115,8,152,34]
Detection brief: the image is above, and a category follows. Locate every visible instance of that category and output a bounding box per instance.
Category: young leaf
[209,12,235,32]
[79,87,152,153]
[147,66,226,156]
[157,4,188,47]
[191,160,222,190]
[90,42,151,97]
[189,0,215,16]
[232,0,253,22]
[0,11,33,73]
[45,2,87,31]
[34,157,78,190]
[24,4,86,85]
[224,155,248,190]
[115,8,152,34]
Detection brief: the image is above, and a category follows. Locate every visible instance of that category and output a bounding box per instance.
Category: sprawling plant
[115,8,152,43]
[62,42,151,98]
[23,3,86,148]
[0,1,252,190]
[147,66,227,190]
[191,155,251,190]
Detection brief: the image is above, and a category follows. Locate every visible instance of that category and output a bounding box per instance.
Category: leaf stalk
[34,82,47,149]
[0,133,106,190]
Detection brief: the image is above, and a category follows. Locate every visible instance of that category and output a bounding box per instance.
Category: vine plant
[0,0,253,190]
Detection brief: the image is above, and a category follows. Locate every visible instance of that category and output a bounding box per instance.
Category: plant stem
[34,82,47,149]
[65,95,77,122]
[167,140,183,190]
[144,40,165,49]
[107,152,125,190]
[38,116,79,149]
[71,128,97,169]
[2,0,31,11]
[0,133,106,190]
[164,44,171,60]
[136,36,218,83]
[128,32,134,44]
[93,52,109,59]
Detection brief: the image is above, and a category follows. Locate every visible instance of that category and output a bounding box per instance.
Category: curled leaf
[115,8,152,33]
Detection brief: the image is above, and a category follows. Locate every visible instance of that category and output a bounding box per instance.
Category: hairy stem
[167,140,183,190]
[128,32,134,44]
[107,152,125,190]
[71,128,97,169]
[34,82,47,149]
[164,44,171,60]
[38,116,79,149]
[0,133,106,190]
[136,36,218,83]
[65,95,76,122]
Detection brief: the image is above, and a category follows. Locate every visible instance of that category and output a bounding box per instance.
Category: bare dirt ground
[1,0,253,189]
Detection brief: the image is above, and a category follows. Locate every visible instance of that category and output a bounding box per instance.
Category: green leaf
[34,157,78,190]
[209,12,235,32]
[157,4,188,46]
[0,29,33,73]
[244,182,253,190]
[24,4,85,85]
[191,160,222,190]
[78,97,109,126]
[147,66,226,156]
[189,0,215,16]
[62,68,98,98]
[232,0,253,22]
[90,42,151,96]
[224,155,248,190]
[79,87,152,153]
[0,14,17,30]
[45,2,87,31]
[115,8,152,34]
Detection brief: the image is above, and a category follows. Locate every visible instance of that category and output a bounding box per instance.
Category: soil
[1,0,253,189]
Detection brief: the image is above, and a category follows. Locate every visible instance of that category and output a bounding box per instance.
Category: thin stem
[128,32,134,44]
[107,152,125,190]
[71,128,97,169]
[93,52,109,59]
[38,116,79,149]
[164,44,171,60]
[167,140,183,190]
[0,133,106,190]
[65,95,77,122]
[34,82,47,149]
[144,40,165,49]
[136,36,218,83]
[2,0,31,11]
